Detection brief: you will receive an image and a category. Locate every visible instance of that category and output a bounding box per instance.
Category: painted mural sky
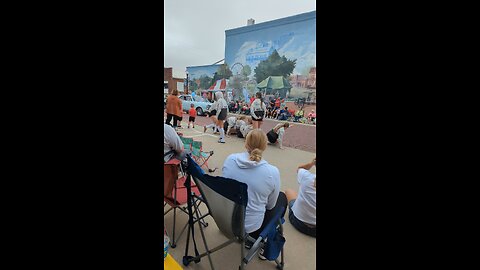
[164,0,316,78]
[225,11,316,79]
[186,65,220,80]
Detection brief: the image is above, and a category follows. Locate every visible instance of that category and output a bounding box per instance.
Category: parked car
[179,95,213,116]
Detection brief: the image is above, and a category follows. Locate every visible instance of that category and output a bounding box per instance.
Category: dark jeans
[165,113,178,127]
[249,192,287,239]
[288,200,316,237]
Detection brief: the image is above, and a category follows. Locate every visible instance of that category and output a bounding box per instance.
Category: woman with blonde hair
[165,89,182,129]
[222,129,287,241]
[267,122,290,150]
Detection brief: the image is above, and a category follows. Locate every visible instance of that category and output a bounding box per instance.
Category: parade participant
[250,92,267,130]
[235,116,247,138]
[225,115,241,136]
[204,97,219,133]
[214,91,228,143]
[267,122,290,150]
[284,158,316,237]
[240,123,254,139]
[165,89,182,129]
[187,103,196,128]
[231,115,247,135]
[222,129,287,241]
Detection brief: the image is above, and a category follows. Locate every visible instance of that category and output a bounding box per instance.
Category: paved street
[164,124,317,270]
[175,112,316,153]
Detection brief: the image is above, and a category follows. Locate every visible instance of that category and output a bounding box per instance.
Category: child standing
[188,104,196,128]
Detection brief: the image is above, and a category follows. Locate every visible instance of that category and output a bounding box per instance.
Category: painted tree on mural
[189,80,198,91]
[254,50,296,83]
[242,65,252,77]
[211,64,233,85]
[199,75,213,90]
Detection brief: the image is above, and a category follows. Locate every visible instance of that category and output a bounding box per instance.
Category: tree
[213,64,233,81]
[241,65,251,77]
[189,80,198,92]
[254,50,296,83]
[199,75,212,90]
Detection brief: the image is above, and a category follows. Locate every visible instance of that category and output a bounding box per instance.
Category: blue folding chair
[181,155,285,270]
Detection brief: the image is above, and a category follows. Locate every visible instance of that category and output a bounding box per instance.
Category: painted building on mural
[224,11,316,100]
[186,64,236,101]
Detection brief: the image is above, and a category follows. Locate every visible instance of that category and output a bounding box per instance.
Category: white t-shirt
[235,119,246,129]
[227,116,237,127]
[222,152,281,233]
[277,127,285,148]
[291,168,316,225]
[164,124,183,155]
[240,125,253,138]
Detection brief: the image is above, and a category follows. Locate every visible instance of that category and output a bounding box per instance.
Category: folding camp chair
[180,136,193,151]
[163,157,208,248]
[181,155,285,270]
[191,140,215,172]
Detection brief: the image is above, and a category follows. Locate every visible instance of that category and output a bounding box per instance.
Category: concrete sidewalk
[164,126,316,270]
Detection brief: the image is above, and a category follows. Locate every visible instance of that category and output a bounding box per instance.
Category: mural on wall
[186,64,234,101]
[225,11,316,103]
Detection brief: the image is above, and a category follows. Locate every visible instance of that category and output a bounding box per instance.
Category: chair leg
[171,207,177,248]
[193,198,215,270]
[240,239,245,270]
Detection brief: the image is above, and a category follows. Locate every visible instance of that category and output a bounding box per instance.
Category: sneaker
[258,248,267,260]
[244,240,253,250]
[218,139,225,144]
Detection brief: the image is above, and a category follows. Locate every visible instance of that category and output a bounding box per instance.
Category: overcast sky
[164,0,316,78]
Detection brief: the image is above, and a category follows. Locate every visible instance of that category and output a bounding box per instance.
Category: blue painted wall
[186,64,221,81]
[225,11,316,80]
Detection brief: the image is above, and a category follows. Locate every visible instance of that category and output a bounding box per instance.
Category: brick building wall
[164,67,186,94]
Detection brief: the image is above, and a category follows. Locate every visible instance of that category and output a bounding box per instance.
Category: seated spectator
[222,129,287,242]
[164,123,184,162]
[308,110,316,123]
[277,107,291,121]
[164,123,186,198]
[294,108,305,122]
[271,108,279,119]
[284,158,316,237]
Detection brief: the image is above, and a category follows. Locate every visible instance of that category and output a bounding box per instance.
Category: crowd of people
[164,125,317,242]
[164,91,316,263]
[229,96,316,125]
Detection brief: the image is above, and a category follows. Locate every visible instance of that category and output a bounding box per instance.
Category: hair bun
[249,148,263,162]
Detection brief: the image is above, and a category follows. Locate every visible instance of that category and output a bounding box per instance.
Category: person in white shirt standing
[284,158,316,237]
[250,92,267,130]
[214,91,228,143]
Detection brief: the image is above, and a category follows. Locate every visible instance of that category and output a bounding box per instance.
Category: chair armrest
[165,158,181,165]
